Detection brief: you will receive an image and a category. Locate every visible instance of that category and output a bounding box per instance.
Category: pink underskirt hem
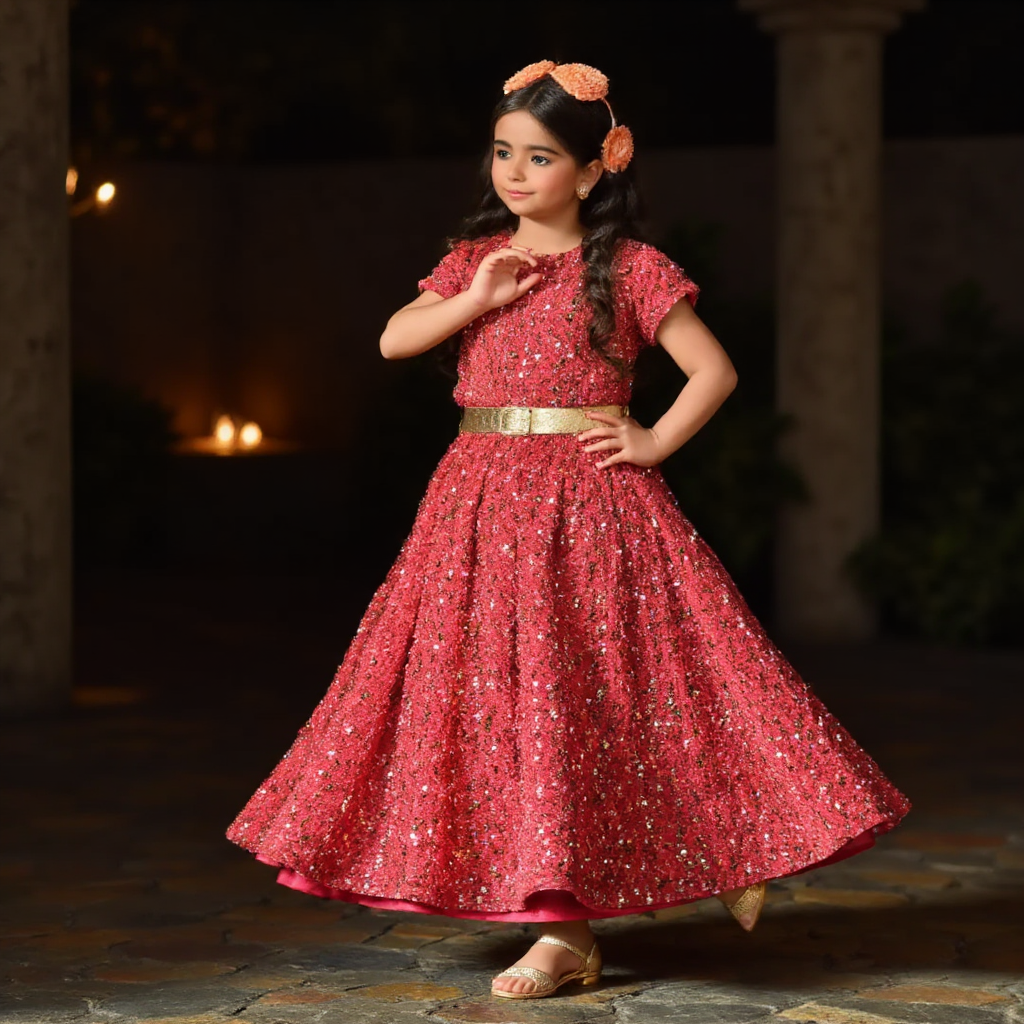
[254,827,880,922]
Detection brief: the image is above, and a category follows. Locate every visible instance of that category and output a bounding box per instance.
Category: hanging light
[68,177,117,217]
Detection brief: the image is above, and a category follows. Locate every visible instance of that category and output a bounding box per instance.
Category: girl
[226,61,910,1001]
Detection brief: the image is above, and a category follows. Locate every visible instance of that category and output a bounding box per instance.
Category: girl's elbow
[379,325,401,360]
[721,364,739,394]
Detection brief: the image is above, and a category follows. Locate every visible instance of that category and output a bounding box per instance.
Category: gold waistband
[458,405,627,436]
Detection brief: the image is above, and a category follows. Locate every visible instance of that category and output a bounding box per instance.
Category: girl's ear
[581,158,603,191]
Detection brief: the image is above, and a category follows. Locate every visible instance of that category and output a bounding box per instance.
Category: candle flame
[214,415,236,446]
[238,422,262,448]
[96,182,116,204]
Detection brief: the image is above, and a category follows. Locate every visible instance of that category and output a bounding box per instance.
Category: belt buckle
[500,407,531,435]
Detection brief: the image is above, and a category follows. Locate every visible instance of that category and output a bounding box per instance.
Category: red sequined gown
[226,234,910,922]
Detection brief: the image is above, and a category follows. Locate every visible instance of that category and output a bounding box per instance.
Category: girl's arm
[646,299,739,458]
[380,247,541,360]
[578,299,738,468]
[379,290,486,360]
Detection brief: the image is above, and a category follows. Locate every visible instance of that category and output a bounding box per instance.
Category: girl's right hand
[466,247,542,312]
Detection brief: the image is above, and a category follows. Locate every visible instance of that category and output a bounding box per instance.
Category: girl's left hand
[577,411,665,469]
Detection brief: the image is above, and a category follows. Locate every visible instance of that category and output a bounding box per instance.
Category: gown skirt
[226,428,911,922]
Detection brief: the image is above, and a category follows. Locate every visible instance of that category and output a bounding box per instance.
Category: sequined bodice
[417,234,700,408]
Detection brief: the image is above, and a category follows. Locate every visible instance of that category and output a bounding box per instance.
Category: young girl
[226,61,910,1001]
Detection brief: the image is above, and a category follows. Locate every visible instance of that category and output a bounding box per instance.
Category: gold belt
[458,405,627,436]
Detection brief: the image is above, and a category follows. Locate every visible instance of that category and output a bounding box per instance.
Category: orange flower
[549,63,609,102]
[503,60,631,170]
[601,125,634,173]
[503,60,557,95]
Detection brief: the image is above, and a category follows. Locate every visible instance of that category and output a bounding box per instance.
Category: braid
[579,162,645,376]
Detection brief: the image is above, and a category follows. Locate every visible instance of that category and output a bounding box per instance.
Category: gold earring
[576,185,590,200]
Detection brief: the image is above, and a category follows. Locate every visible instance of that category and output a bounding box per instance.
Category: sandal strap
[536,934,594,964]
[728,882,766,918]
[493,965,555,992]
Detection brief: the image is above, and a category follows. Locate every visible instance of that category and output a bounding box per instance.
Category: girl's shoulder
[445,233,510,262]
[613,238,699,296]
[610,238,700,337]
[612,238,680,275]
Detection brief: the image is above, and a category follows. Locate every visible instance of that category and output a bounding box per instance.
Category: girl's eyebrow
[493,138,561,155]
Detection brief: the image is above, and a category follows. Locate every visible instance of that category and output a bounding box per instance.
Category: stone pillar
[739,0,923,640]
[0,0,72,713]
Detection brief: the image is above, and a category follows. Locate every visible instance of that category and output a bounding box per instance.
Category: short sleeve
[417,240,476,299]
[619,243,700,345]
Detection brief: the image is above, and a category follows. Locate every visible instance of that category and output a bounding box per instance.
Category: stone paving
[2,573,1023,1024]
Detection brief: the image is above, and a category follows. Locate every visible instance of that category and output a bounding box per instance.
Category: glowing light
[66,167,78,195]
[238,422,263,449]
[96,182,116,205]
[214,415,236,446]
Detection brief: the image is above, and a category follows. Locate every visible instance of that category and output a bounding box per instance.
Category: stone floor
[2,571,1023,1024]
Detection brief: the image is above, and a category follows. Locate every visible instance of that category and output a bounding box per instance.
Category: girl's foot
[716,881,767,932]
[491,921,596,997]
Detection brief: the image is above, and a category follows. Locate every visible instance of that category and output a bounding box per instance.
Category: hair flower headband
[502,60,635,174]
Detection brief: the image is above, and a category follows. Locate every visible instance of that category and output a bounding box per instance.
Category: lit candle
[214,415,236,448]
[238,422,263,449]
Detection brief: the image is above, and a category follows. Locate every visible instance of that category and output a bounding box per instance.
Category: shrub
[849,282,1024,645]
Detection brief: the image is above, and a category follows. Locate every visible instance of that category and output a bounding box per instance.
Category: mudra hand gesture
[466,247,542,312]
[578,410,665,470]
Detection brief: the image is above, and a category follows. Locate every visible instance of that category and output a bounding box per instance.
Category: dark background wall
[69,0,1024,161]
[71,137,1024,448]
[64,0,1024,646]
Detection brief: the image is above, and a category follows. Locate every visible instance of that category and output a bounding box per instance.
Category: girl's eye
[530,155,550,166]
[494,149,510,159]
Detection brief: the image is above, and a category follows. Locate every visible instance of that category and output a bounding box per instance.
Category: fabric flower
[503,61,557,95]
[549,63,609,102]
[601,125,634,173]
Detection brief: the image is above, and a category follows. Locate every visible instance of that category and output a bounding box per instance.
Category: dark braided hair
[454,75,646,374]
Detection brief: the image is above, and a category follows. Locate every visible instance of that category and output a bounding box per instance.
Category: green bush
[849,282,1024,645]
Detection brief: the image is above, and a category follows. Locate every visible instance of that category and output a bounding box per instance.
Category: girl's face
[491,110,601,223]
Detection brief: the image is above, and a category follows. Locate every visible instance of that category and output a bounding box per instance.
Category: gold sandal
[491,934,602,1000]
[716,881,767,932]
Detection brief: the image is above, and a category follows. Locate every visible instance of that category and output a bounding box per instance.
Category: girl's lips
[506,190,531,199]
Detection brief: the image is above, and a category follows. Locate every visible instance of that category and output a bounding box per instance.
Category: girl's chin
[501,204,551,221]
[503,205,537,222]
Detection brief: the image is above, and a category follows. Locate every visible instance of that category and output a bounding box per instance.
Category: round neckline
[503,233,583,258]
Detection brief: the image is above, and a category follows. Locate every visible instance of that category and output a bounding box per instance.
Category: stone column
[0,0,72,713]
[739,0,923,640]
